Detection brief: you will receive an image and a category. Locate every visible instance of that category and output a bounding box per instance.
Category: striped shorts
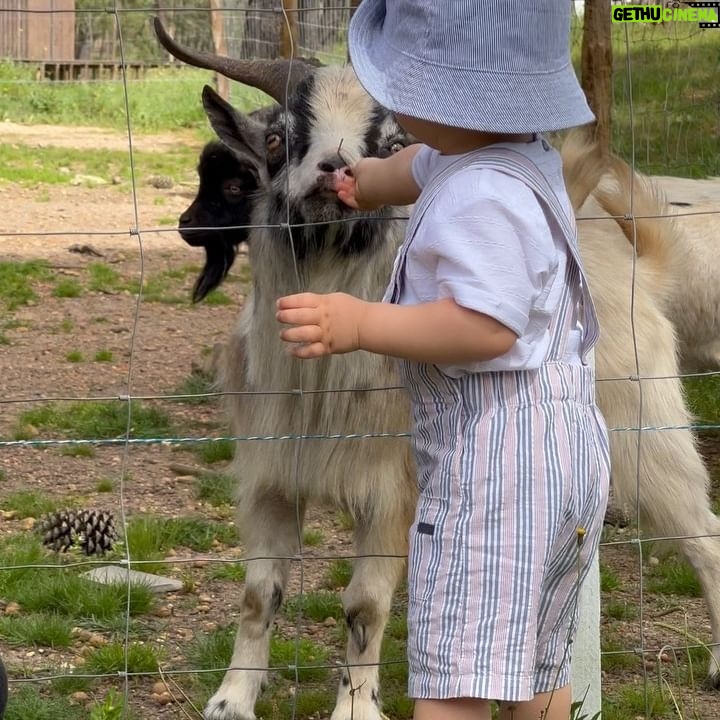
[404,362,610,702]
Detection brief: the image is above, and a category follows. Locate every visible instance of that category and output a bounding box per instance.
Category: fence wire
[0,2,720,719]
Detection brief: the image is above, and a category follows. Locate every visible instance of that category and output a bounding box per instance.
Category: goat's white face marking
[286,65,377,203]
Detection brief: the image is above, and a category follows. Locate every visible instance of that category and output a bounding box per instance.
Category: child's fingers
[276,293,320,310]
[276,307,322,326]
[290,341,329,359]
[280,324,322,344]
[337,190,360,209]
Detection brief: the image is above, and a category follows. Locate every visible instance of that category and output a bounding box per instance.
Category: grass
[646,555,702,597]
[3,685,81,720]
[600,563,622,593]
[195,438,235,465]
[0,534,156,624]
[174,372,219,405]
[96,478,115,493]
[88,263,122,293]
[325,559,353,589]
[0,260,50,309]
[684,375,720,429]
[284,591,344,623]
[125,515,238,571]
[53,278,83,298]
[0,612,74,648]
[83,641,162,675]
[270,636,330,682]
[566,16,720,178]
[66,350,84,363]
[94,349,114,362]
[0,141,199,188]
[196,472,235,507]
[602,682,674,719]
[13,400,172,440]
[0,64,269,132]
[0,490,59,518]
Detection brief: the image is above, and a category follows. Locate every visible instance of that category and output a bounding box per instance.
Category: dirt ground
[2,123,720,718]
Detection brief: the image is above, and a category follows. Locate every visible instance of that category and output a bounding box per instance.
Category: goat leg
[331,504,410,720]
[204,491,303,720]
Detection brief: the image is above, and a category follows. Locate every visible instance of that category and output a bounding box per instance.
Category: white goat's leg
[204,491,304,720]
[331,509,409,720]
[610,421,720,686]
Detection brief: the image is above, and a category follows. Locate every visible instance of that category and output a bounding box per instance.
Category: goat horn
[152,16,315,104]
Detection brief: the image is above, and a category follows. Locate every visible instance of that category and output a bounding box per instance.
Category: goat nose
[317,157,346,173]
[179,211,191,226]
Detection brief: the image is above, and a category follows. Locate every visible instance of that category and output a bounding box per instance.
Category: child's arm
[276,292,517,363]
[335,144,423,210]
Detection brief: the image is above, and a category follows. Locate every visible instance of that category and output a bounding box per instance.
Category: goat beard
[192,241,238,303]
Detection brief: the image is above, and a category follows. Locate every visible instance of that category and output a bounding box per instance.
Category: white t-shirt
[399,138,582,376]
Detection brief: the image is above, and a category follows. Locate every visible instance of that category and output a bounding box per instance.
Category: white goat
[596,171,720,373]
[154,19,720,720]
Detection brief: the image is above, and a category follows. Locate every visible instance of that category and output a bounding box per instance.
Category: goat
[594,171,720,373]
[154,19,720,720]
[179,105,276,302]
[572,150,720,687]
[179,140,259,302]
[155,19,416,720]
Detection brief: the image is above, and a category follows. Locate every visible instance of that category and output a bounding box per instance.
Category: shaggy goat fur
[179,68,720,718]
[569,147,720,685]
[202,67,416,720]
[594,167,720,372]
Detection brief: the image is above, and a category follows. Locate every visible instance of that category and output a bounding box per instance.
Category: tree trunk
[581,0,613,156]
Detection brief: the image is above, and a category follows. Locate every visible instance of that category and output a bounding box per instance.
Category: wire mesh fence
[0,1,719,719]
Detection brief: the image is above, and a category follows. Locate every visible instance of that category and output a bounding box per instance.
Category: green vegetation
[0,260,50,310]
[0,63,270,132]
[14,400,172,440]
[646,555,702,597]
[0,490,59,518]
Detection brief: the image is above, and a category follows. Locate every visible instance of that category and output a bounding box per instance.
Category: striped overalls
[385,146,611,702]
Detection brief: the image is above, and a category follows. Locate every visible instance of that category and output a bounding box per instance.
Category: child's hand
[276,292,365,359]
[332,169,361,209]
[330,158,384,211]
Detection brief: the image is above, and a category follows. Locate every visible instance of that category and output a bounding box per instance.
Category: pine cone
[39,509,117,556]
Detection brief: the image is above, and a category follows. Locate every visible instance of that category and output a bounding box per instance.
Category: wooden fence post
[581,0,613,156]
[281,0,299,59]
[209,0,230,101]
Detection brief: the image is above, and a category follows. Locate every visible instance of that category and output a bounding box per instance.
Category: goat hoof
[204,694,256,720]
[705,666,720,690]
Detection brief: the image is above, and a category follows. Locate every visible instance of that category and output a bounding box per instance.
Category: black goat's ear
[202,85,265,165]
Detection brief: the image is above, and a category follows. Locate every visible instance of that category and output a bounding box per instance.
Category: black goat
[179,140,261,302]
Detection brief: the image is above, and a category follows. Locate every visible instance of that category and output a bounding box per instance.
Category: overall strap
[383,144,599,361]
[383,152,485,303]
[458,147,600,361]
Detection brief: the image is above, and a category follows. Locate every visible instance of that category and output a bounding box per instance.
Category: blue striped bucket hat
[348,0,594,134]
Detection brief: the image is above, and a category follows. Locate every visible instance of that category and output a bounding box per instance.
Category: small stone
[152,681,166,695]
[20,516,36,530]
[198,594,212,604]
[153,605,173,618]
[648,556,660,566]
[323,616,337,627]
[153,691,173,705]
[70,691,89,703]
[5,602,21,616]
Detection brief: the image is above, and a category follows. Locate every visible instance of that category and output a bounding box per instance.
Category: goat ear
[202,85,265,164]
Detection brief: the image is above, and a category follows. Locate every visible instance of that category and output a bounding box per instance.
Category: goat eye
[266,133,282,151]
[227,183,242,196]
[389,141,405,154]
